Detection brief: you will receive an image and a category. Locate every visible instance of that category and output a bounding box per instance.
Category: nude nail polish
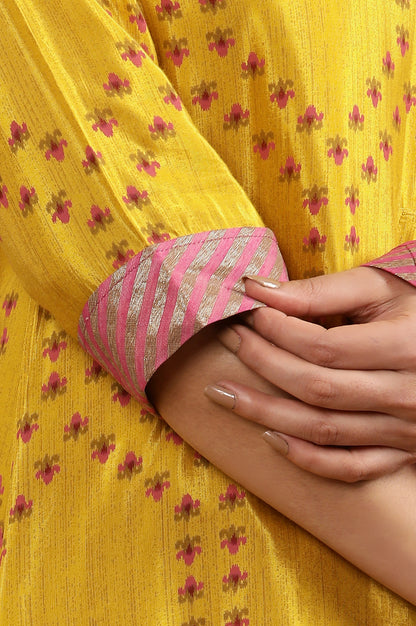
[217,327,241,353]
[244,275,281,289]
[204,385,236,409]
[262,431,289,456]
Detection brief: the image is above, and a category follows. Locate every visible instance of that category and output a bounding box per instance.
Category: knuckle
[303,378,335,406]
[308,338,336,367]
[308,419,339,446]
[342,461,367,483]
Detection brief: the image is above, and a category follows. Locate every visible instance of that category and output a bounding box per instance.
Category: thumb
[244,267,388,317]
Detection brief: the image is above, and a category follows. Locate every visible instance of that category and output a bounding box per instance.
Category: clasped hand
[207,266,416,482]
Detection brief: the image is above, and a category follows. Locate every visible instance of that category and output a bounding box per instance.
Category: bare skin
[147,320,416,605]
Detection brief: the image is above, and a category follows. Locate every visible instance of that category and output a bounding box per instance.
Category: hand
[205,266,416,481]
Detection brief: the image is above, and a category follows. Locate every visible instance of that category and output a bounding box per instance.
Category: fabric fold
[78,226,287,407]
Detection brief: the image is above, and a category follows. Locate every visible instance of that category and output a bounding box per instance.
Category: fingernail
[204,384,236,409]
[244,275,281,289]
[262,431,289,456]
[217,327,241,353]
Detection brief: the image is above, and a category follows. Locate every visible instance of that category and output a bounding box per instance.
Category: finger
[248,307,416,370]
[263,433,416,482]
[218,324,413,417]
[244,266,404,318]
[205,381,416,451]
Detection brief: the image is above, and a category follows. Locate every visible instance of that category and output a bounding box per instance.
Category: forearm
[148,321,416,605]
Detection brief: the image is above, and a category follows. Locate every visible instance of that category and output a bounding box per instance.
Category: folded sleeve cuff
[363,241,416,286]
[78,227,287,409]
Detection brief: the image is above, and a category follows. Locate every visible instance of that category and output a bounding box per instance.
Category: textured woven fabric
[78,227,286,403]
[1,1,416,624]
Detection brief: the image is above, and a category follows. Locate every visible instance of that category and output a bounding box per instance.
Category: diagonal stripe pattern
[78,227,286,408]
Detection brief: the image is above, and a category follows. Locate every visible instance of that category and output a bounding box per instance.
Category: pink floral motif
[220,525,247,555]
[91,114,118,137]
[17,413,39,443]
[178,576,204,602]
[91,434,116,464]
[348,105,364,130]
[122,185,149,207]
[219,484,246,510]
[241,52,265,77]
[134,150,161,177]
[366,77,382,108]
[64,412,89,439]
[35,454,60,485]
[191,80,219,111]
[397,25,410,57]
[128,6,147,32]
[2,292,18,317]
[176,535,202,566]
[253,131,275,160]
[222,564,248,590]
[87,205,112,232]
[269,79,295,108]
[166,429,184,445]
[297,105,324,130]
[345,186,360,215]
[103,73,130,95]
[327,136,348,165]
[362,156,378,182]
[106,241,135,269]
[206,28,235,57]
[148,115,175,140]
[302,185,329,216]
[45,138,67,161]
[383,51,395,75]
[112,382,131,406]
[41,372,67,398]
[164,37,190,67]
[85,359,106,382]
[19,185,37,215]
[9,494,33,520]
[145,471,170,501]
[0,525,6,567]
[0,184,9,209]
[403,83,416,113]
[0,328,8,355]
[156,0,181,18]
[46,191,72,224]
[159,84,182,110]
[223,103,250,129]
[224,607,249,626]
[279,155,301,180]
[142,222,171,245]
[120,45,146,67]
[393,105,402,128]
[379,131,393,161]
[118,451,143,478]
[199,0,226,10]
[303,227,327,251]
[8,120,29,150]
[42,331,67,362]
[345,226,360,250]
[82,146,103,171]
[174,494,201,520]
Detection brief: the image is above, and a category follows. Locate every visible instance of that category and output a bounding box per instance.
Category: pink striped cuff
[363,241,416,286]
[78,227,287,408]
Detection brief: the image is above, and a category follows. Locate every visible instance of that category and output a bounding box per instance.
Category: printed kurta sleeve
[364,241,416,286]
[0,0,286,404]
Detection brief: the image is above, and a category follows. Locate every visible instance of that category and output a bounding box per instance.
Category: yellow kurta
[0,0,415,623]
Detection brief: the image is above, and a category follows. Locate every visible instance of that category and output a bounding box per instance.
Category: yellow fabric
[0,0,415,623]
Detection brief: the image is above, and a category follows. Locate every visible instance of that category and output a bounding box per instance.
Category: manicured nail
[204,384,236,409]
[262,431,289,456]
[244,275,281,289]
[217,327,241,353]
